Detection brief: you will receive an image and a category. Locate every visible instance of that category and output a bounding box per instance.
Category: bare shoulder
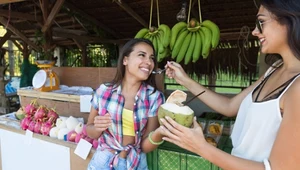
[282,77,300,110]
[284,76,300,99]
[270,76,300,169]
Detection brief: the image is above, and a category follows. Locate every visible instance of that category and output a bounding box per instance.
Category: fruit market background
[0,1,263,169]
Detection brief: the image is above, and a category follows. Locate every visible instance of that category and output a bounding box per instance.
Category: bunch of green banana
[134,24,171,62]
[170,19,220,64]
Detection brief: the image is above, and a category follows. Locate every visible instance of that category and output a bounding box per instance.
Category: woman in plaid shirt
[87,38,165,170]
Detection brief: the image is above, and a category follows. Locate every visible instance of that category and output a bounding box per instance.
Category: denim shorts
[87,149,148,170]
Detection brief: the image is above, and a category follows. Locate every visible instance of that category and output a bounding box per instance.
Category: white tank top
[231,68,300,161]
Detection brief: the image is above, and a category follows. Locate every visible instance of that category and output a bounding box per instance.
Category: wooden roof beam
[42,0,65,33]
[12,40,23,51]
[55,18,74,24]
[0,30,12,47]
[0,0,25,5]
[0,17,40,51]
[114,1,148,28]
[73,39,84,50]
[53,27,87,35]
[0,9,42,22]
[52,31,121,44]
[64,1,120,39]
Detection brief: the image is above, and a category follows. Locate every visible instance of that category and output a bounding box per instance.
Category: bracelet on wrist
[148,131,164,145]
[263,159,271,170]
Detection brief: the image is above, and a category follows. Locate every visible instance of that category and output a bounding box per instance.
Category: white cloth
[231,72,300,162]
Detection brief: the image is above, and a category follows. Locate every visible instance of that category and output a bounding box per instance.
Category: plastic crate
[147,149,219,170]
[147,136,232,170]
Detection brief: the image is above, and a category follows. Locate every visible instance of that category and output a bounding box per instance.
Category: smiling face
[252,6,288,55]
[123,42,155,81]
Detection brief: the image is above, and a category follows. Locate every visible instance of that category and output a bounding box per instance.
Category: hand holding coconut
[158,90,208,153]
[160,116,208,154]
[158,90,195,127]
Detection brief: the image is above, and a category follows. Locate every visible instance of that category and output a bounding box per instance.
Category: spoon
[182,90,206,106]
[152,68,167,74]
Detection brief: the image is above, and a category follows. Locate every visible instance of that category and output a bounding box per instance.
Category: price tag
[74,138,92,160]
[80,95,93,112]
[24,129,33,145]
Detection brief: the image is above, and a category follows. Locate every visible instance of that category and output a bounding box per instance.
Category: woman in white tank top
[159,0,300,169]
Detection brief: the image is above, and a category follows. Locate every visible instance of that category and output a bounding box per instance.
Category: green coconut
[15,107,26,120]
[158,102,194,127]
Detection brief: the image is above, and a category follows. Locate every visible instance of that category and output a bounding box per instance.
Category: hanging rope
[156,0,160,26]
[187,0,192,23]
[149,0,154,29]
[198,0,202,23]
[237,26,257,68]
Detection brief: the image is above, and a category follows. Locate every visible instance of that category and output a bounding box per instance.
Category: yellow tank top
[122,108,135,136]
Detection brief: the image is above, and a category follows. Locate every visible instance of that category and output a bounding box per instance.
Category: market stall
[0,66,166,170]
[0,112,233,170]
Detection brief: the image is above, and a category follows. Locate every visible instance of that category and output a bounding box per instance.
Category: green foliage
[64,43,118,67]
[34,29,53,60]
[20,58,39,88]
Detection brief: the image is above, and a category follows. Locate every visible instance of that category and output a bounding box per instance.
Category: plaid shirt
[91,82,165,170]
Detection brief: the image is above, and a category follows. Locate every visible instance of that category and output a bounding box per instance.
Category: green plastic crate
[147,136,232,170]
[147,149,219,170]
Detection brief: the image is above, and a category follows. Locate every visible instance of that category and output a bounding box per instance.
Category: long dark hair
[260,0,300,65]
[108,38,158,91]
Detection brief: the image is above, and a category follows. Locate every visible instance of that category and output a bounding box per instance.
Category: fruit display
[134,18,220,65]
[49,116,98,149]
[16,99,98,149]
[134,0,171,62]
[170,19,220,64]
[19,100,59,136]
[133,0,221,65]
[134,25,171,62]
[158,90,194,127]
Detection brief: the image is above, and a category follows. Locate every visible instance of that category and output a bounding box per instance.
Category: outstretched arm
[165,61,263,117]
[160,84,300,170]
[160,117,264,170]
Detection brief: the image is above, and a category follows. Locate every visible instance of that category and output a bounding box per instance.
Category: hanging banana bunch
[170,0,220,65]
[134,0,171,62]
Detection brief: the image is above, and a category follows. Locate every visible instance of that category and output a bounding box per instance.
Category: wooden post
[23,43,29,59]
[73,39,87,66]
[0,66,7,114]
[8,40,14,76]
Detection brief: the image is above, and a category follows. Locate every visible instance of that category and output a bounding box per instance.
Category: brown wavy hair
[260,0,300,66]
[108,38,158,93]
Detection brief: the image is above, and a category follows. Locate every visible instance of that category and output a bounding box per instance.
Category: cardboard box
[18,89,90,123]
